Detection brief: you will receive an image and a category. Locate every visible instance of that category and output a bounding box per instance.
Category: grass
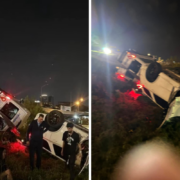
[5,150,71,180]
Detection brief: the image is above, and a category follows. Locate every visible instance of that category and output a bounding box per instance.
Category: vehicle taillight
[127,54,136,59]
[116,73,125,81]
[137,84,143,89]
[6,96,11,100]
[11,127,20,137]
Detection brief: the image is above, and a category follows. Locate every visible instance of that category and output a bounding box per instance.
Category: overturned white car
[115,50,180,127]
[32,110,89,172]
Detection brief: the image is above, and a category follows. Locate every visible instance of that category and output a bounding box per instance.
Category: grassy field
[0,141,71,180]
[7,152,69,180]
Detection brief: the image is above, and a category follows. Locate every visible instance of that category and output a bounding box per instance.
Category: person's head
[38,114,44,123]
[113,140,180,180]
[0,148,6,160]
[66,122,74,133]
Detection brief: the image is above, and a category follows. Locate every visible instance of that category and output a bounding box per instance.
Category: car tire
[45,110,64,132]
[146,62,162,82]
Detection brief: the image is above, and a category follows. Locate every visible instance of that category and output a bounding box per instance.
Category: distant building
[40,95,54,107]
[57,101,88,112]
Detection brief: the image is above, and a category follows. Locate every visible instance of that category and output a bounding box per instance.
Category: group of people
[26,114,82,180]
[0,113,83,180]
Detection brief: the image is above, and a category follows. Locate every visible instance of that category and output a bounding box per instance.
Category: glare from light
[103,47,112,54]
[131,55,136,58]
[6,96,10,100]
[21,139,24,142]
[74,115,78,119]
[76,101,80,105]
[80,98,84,102]
[147,53,151,56]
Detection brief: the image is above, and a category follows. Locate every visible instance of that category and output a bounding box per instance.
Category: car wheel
[146,62,162,82]
[45,110,64,132]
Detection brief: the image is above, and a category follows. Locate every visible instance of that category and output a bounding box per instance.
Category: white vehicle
[0,89,30,135]
[33,110,88,173]
[116,50,157,81]
[116,50,180,127]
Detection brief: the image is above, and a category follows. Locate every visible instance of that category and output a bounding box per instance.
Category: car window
[0,103,19,120]
[128,60,142,73]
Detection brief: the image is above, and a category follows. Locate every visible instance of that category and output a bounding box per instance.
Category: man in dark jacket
[26,114,49,170]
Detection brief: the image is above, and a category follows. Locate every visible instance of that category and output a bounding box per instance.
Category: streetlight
[41,84,48,96]
[80,98,84,102]
[76,101,80,112]
[102,47,112,54]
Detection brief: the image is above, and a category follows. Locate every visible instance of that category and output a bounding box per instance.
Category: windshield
[0,103,19,120]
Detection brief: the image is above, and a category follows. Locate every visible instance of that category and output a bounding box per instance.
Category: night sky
[0,1,88,104]
[92,0,180,60]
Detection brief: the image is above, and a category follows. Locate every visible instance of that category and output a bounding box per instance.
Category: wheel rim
[48,113,61,126]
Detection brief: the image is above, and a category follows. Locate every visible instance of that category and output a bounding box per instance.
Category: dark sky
[0,0,88,103]
[92,0,180,60]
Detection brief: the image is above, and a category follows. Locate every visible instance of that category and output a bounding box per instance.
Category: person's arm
[77,134,82,155]
[43,121,49,133]
[61,132,66,156]
[26,121,33,145]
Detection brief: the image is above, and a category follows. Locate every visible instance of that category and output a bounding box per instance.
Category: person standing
[61,122,81,180]
[26,114,49,170]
